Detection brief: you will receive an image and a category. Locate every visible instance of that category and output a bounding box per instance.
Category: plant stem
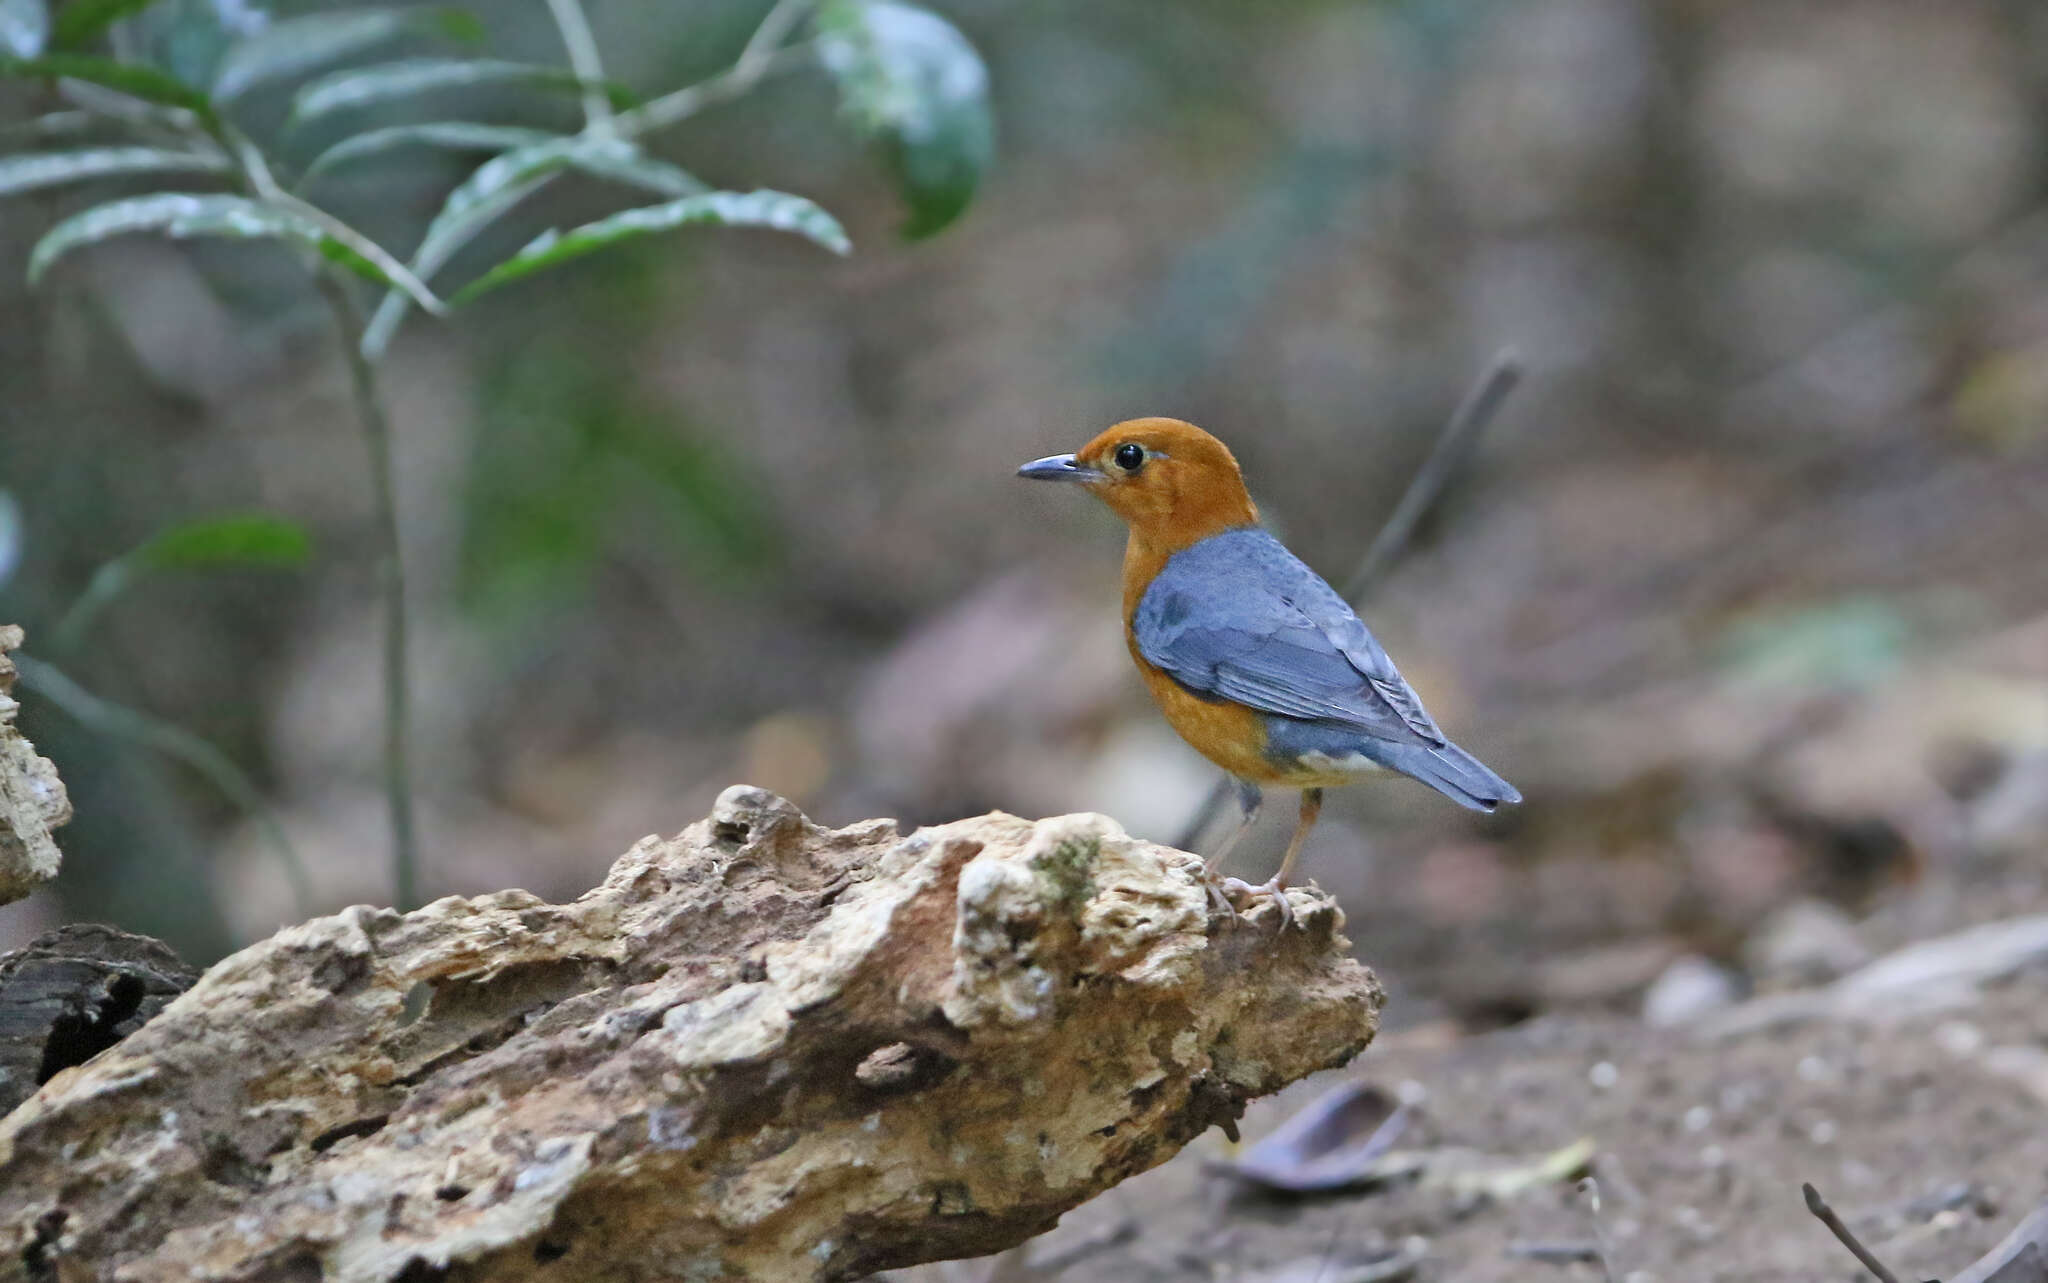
[278,188,447,316]
[544,0,613,132]
[358,171,553,360]
[16,655,316,915]
[742,0,815,61]
[316,269,420,912]
[619,0,816,140]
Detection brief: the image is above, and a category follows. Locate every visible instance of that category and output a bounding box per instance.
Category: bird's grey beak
[1017,453,1105,483]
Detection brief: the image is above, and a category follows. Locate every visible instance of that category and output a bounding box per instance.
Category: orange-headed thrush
[1020,417,1520,924]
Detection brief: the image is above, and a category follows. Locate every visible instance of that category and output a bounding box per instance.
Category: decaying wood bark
[0,627,67,906]
[0,925,198,1117]
[0,787,1382,1282]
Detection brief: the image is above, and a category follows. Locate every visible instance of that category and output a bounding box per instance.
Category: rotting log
[0,787,1382,1282]
[0,924,199,1117]
[0,627,66,906]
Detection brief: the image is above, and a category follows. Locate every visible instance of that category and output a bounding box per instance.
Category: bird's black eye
[1113,442,1146,472]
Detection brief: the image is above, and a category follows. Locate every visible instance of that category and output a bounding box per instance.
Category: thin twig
[275,190,447,317]
[176,106,451,327]
[316,270,421,913]
[1578,1177,1620,1283]
[208,123,449,315]
[215,119,284,200]
[617,39,816,137]
[15,655,315,915]
[357,173,553,359]
[617,0,816,136]
[155,84,426,913]
[1804,1182,1905,1283]
[740,0,815,60]
[40,78,428,912]
[1339,349,1523,603]
[544,0,614,131]
[1173,350,1525,853]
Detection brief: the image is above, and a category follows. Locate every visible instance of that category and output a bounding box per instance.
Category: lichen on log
[0,787,1382,1282]
[0,626,67,906]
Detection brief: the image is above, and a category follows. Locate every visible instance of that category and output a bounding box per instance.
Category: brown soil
[891,864,2048,1283]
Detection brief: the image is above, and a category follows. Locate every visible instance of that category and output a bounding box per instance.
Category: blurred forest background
[11,0,2048,1276]
[4,0,2048,1049]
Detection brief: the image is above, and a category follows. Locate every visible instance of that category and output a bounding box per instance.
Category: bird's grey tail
[1368,738,1521,812]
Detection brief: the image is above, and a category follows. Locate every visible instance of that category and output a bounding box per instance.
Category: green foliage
[817,0,992,238]
[50,0,158,52]
[3,0,992,326]
[211,7,480,101]
[16,654,314,915]
[0,0,995,917]
[0,144,227,195]
[132,511,312,570]
[19,510,318,913]
[0,52,212,113]
[549,137,703,197]
[0,0,48,59]
[28,191,403,291]
[54,511,311,654]
[287,56,633,127]
[2,107,94,140]
[301,120,551,181]
[400,135,643,276]
[387,135,711,312]
[131,0,268,90]
[454,189,849,303]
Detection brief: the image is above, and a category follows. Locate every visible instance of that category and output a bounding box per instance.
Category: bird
[1019,417,1519,926]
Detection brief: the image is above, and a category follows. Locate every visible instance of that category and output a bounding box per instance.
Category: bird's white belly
[1287,749,1385,787]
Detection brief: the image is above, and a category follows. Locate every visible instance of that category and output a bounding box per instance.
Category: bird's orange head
[1017,417,1258,550]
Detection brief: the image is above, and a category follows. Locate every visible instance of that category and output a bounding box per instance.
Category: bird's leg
[1203,778,1263,878]
[1274,786,1321,889]
[1203,779,1261,921]
[1222,788,1321,930]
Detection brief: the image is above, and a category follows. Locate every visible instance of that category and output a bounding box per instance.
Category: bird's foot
[1218,876,1301,931]
[1204,876,1244,927]
[1196,868,1261,930]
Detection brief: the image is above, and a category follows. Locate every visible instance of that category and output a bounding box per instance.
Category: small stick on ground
[1578,1177,1620,1283]
[1804,1182,1905,1283]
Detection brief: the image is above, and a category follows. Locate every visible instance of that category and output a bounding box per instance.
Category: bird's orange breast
[1127,638,1293,784]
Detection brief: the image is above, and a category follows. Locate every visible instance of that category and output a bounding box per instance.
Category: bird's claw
[1204,877,1243,926]
[1217,876,1302,931]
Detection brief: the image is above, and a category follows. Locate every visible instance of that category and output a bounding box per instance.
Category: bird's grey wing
[1133,530,1443,748]
[1285,566,1447,746]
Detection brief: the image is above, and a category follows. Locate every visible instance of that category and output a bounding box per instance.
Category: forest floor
[890,843,2048,1283]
